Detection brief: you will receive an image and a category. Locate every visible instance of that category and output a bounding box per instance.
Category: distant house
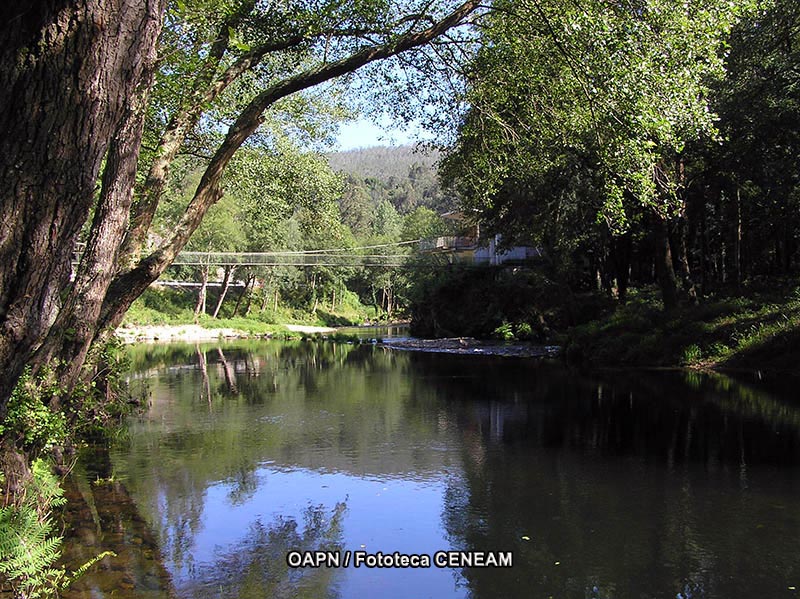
[418,211,541,265]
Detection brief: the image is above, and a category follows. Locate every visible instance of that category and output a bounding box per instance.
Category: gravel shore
[380,337,560,358]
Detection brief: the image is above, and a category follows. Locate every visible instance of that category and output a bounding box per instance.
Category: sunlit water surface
[61,339,800,599]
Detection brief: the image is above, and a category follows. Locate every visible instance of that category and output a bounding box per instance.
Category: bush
[409,265,574,339]
[681,344,702,365]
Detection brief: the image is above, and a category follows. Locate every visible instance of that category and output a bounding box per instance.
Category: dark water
[61,340,800,599]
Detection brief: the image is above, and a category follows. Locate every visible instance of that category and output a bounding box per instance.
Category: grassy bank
[122,286,379,334]
[562,285,800,373]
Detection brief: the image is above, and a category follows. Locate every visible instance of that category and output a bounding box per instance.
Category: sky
[334,116,432,150]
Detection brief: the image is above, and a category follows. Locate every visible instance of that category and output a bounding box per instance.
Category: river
[60,338,800,599]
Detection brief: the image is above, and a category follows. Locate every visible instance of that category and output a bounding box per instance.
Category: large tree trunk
[34,28,162,392]
[0,0,165,409]
[653,214,681,311]
[674,214,698,305]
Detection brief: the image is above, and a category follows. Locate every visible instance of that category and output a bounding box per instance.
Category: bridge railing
[171,251,409,267]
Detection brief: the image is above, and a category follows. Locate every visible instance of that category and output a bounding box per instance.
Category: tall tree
[442,0,755,309]
[0,0,482,417]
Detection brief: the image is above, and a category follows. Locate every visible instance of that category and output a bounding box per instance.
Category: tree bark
[217,348,238,396]
[33,23,162,391]
[674,214,698,305]
[0,0,165,408]
[653,213,681,311]
[194,266,209,320]
[212,265,235,318]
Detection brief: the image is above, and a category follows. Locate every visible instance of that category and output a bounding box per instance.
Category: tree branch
[100,0,481,329]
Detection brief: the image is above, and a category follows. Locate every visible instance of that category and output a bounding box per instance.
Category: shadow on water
[62,341,800,599]
[59,447,175,599]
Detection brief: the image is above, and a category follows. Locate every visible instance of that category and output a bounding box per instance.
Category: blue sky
[335,116,432,150]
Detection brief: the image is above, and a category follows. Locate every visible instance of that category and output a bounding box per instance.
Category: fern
[0,459,115,598]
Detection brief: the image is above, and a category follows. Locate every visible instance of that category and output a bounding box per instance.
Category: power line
[178,239,422,257]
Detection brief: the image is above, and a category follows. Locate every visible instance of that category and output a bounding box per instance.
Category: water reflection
[66,341,800,599]
[180,502,347,599]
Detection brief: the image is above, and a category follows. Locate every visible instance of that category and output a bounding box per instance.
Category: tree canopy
[0,0,482,414]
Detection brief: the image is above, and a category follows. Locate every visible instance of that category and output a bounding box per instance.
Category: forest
[127,144,455,327]
[2,0,800,595]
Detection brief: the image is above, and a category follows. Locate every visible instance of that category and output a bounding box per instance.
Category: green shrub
[681,344,702,365]
[493,322,516,341]
[0,369,66,452]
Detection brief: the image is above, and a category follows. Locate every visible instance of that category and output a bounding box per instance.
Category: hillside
[326,145,441,180]
[326,145,457,217]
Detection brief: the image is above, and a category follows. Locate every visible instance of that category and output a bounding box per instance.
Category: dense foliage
[130,144,453,325]
[440,0,799,313]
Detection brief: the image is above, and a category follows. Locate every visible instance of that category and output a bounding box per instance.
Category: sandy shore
[115,323,338,344]
[115,324,252,343]
[284,324,337,334]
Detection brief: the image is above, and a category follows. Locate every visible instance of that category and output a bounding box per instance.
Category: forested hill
[326,145,457,216]
[326,145,438,180]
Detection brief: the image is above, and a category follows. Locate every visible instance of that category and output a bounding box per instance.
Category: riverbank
[115,322,561,359]
[115,322,341,343]
[118,285,800,373]
[561,288,800,374]
[381,337,560,358]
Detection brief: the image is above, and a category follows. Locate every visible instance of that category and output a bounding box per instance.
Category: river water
[61,338,800,599]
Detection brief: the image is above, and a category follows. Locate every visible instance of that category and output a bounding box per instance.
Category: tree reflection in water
[65,341,800,599]
[179,502,347,599]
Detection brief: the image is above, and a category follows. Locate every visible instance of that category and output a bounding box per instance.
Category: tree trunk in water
[0,0,165,409]
[212,266,235,318]
[217,348,238,395]
[653,214,681,311]
[196,345,211,406]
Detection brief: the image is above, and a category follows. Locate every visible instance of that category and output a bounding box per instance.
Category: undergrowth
[562,285,800,371]
[123,286,369,329]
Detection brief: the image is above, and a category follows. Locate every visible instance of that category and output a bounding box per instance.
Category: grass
[121,287,371,332]
[562,284,800,373]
